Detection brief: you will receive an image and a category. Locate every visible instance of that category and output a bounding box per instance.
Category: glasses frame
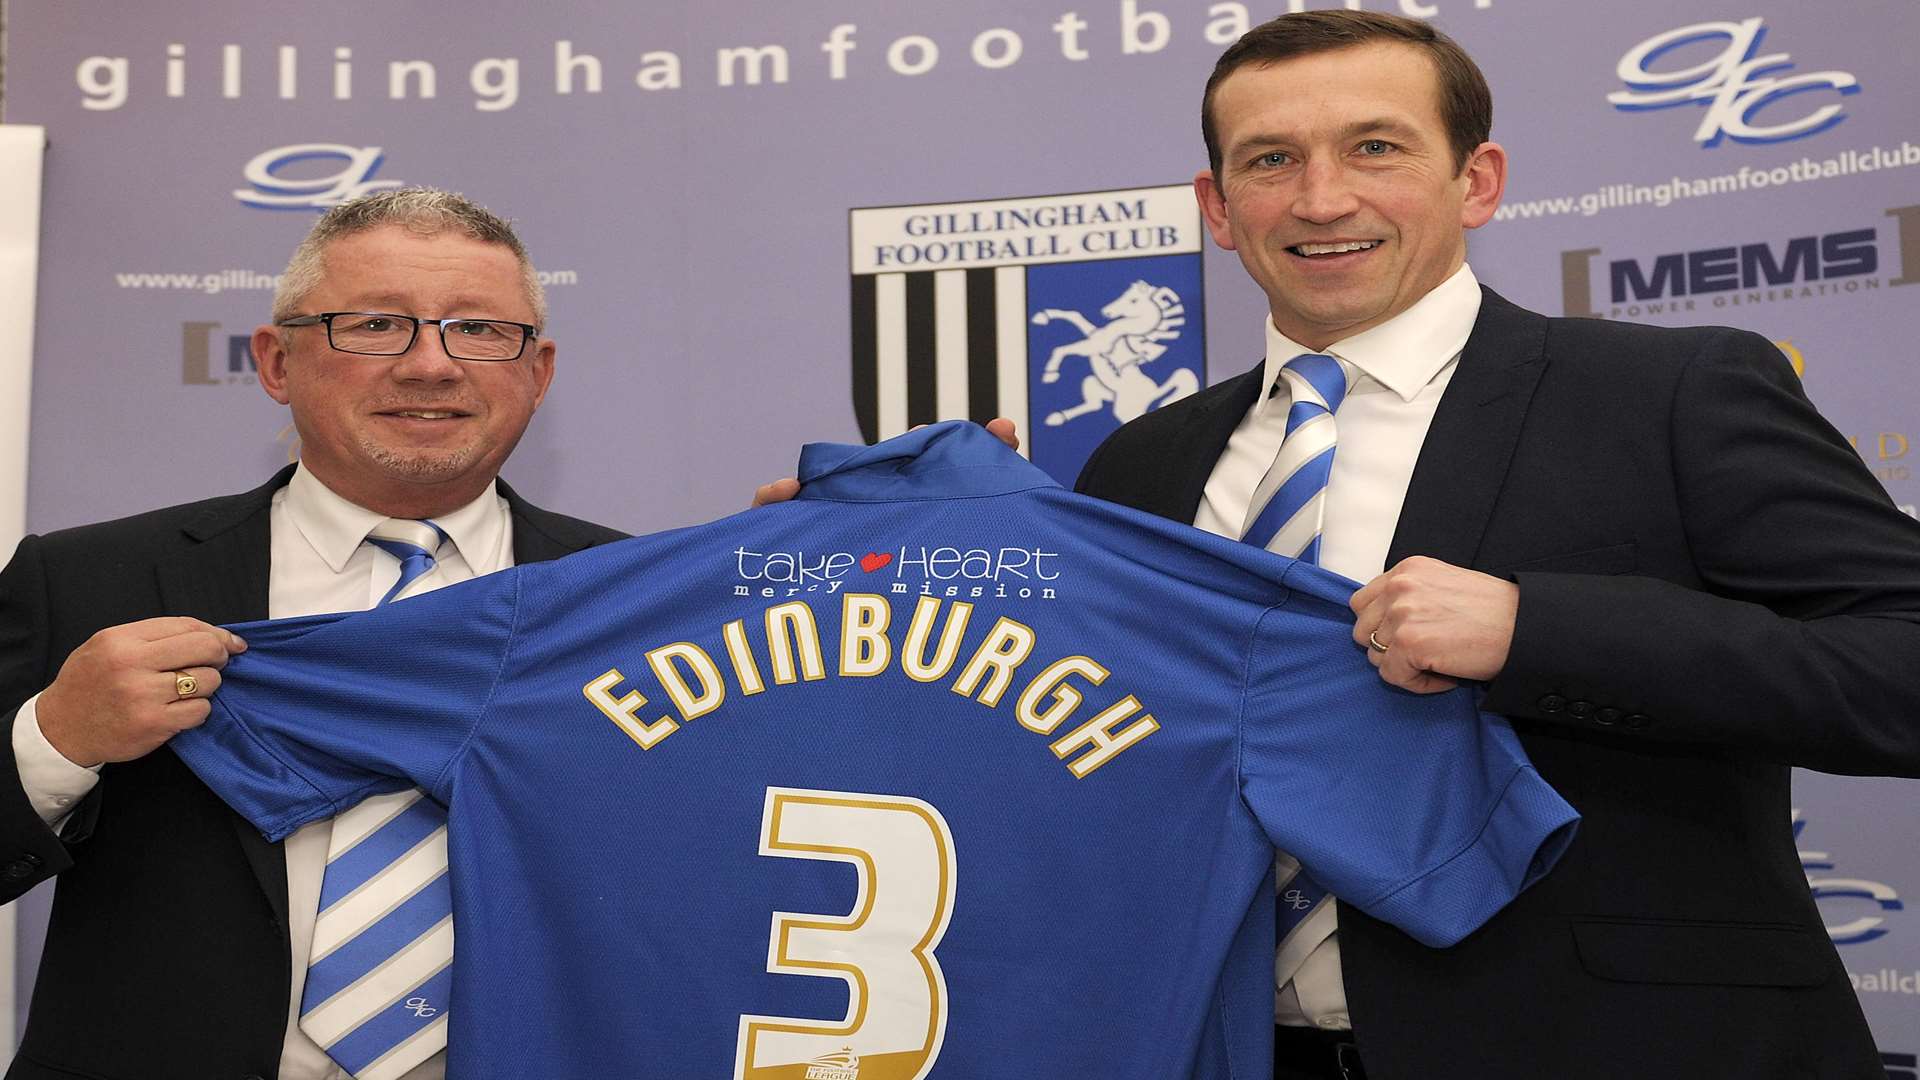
[276,311,539,362]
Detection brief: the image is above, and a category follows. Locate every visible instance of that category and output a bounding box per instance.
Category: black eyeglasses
[276,312,538,362]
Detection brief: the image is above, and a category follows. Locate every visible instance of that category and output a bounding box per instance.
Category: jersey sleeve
[1239,563,1579,948]
[170,568,525,841]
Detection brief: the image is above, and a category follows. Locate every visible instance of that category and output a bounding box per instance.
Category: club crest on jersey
[849,185,1207,484]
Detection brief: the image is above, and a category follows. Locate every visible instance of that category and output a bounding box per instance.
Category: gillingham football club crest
[849,185,1206,483]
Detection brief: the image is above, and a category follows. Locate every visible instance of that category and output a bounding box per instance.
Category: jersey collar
[795,422,1059,502]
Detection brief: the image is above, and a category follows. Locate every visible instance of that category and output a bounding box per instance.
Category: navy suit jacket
[0,466,626,1080]
[1077,288,1920,1079]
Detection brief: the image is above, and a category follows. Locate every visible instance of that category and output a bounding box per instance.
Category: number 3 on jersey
[735,788,958,1080]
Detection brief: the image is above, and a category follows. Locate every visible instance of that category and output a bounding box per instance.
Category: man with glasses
[0,189,624,1080]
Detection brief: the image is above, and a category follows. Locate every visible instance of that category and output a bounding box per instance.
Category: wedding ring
[1367,630,1390,653]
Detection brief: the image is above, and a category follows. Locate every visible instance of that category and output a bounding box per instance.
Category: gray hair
[271,188,548,329]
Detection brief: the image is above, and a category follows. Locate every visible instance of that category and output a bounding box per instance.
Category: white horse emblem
[1032,281,1199,426]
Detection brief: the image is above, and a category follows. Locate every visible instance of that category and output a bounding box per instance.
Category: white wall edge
[0,121,51,1053]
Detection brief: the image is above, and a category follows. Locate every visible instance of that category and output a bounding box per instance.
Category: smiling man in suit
[1075,10,1920,1080]
[0,189,625,1080]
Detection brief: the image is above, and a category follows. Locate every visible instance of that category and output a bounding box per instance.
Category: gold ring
[1367,630,1390,653]
[174,672,199,698]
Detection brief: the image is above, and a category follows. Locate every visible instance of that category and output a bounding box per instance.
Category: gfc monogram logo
[1282,888,1315,912]
[233,143,404,210]
[1607,18,1859,147]
[403,996,440,1018]
[1795,810,1904,946]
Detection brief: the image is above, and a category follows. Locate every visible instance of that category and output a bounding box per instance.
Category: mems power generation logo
[1560,206,1920,319]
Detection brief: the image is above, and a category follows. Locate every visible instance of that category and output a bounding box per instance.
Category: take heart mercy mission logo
[732,544,1064,602]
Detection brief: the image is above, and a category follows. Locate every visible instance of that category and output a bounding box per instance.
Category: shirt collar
[282,464,507,572]
[1258,263,1482,408]
[794,421,1057,502]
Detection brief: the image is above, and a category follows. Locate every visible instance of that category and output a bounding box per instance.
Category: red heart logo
[860,551,893,573]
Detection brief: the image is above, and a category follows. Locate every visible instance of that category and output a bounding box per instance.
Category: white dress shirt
[12,463,515,1080]
[1192,263,1482,1030]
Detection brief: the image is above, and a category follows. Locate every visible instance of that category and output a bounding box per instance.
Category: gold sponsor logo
[1848,430,1911,484]
[1774,339,1806,375]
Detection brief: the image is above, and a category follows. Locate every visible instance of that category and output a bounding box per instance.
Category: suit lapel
[1386,288,1549,569]
[1152,360,1269,523]
[153,466,292,929]
[153,488,279,625]
[500,478,620,563]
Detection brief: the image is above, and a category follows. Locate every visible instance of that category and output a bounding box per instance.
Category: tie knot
[365,518,447,560]
[1280,352,1349,414]
[365,520,449,606]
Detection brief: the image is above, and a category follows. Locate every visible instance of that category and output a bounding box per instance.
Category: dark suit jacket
[0,465,626,1080]
[1077,289,1920,1080]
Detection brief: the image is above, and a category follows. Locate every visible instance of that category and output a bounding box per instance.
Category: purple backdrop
[5,0,1917,1061]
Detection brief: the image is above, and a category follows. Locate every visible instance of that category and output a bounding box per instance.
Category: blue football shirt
[175,422,1577,1080]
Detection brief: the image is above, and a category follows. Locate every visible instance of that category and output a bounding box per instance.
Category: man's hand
[749,419,1022,507]
[978,417,1021,452]
[750,477,801,509]
[1349,556,1517,694]
[34,617,248,767]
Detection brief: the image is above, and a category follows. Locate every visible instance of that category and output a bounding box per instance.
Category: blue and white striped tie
[1238,354,1350,997]
[363,519,449,607]
[301,519,453,1079]
[1240,352,1351,563]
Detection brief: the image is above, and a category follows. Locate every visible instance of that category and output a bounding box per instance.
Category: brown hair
[1201,10,1492,178]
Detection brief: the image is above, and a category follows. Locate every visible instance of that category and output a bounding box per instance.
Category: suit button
[1566,700,1593,719]
[1624,713,1652,729]
[1595,707,1622,726]
[1539,694,1567,714]
[2,854,44,881]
